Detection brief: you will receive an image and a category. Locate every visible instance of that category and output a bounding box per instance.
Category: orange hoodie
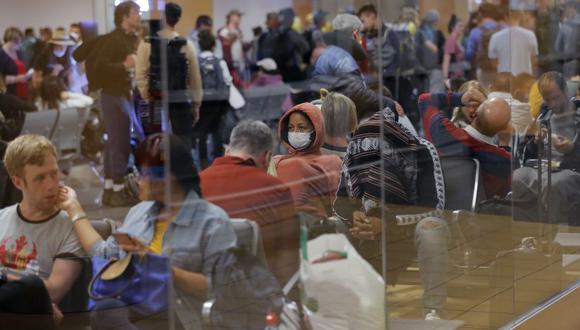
[274,103,342,219]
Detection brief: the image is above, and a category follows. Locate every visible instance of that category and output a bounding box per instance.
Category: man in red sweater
[200,120,297,283]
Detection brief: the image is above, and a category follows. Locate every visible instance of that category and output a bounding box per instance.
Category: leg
[100,94,132,181]
[547,170,580,224]
[512,166,540,202]
[415,217,450,314]
[0,275,54,330]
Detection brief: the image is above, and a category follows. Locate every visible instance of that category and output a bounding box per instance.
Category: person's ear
[10,176,24,191]
[263,150,273,168]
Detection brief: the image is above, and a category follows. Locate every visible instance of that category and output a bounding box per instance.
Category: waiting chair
[242,84,290,123]
[20,109,59,138]
[230,218,267,265]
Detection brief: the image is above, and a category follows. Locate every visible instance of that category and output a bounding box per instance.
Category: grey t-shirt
[0,204,84,279]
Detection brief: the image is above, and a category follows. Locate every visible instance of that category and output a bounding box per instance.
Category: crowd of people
[0,0,580,328]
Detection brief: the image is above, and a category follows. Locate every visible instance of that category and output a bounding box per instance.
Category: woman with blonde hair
[319,90,358,158]
[451,80,488,128]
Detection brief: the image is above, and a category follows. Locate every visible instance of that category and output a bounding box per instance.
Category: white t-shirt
[0,205,84,279]
[488,26,538,76]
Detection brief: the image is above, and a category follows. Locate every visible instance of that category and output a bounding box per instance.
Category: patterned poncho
[334,107,445,226]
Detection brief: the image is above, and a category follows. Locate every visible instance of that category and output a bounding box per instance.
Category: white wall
[0,0,95,35]
[213,0,293,42]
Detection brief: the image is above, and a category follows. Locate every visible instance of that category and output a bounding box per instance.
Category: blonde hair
[321,92,358,138]
[3,135,57,178]
[452,80,489,126]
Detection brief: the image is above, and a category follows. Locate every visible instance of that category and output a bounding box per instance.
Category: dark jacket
[0,50,20,96]
[0,94,36,141]
[94,28,138,98]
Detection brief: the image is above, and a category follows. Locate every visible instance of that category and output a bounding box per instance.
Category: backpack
[476,24,502,72]
[148,36,189,96]
[199,55,230,102]
[208,247,285,329]
[395,29,423,76]
[73,34,108,92]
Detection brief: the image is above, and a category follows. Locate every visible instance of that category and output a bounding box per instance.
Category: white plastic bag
[300,234,385,330]
[228,84,245,109]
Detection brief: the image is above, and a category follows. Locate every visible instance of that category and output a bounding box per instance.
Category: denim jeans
[513,167,580,224]
[357,216,449,313]
[415,217,450,312]
[100,93,133,181]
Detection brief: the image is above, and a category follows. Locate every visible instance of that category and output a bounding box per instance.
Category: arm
[135,40,150,100]
[442,53,451,79]
[219,60,233,86]
[172,266,207,299]
[185,41,203,107]
[43,258,82,303]
[465,29,478,62]
[57,186,117,258]
[63,92,94,108]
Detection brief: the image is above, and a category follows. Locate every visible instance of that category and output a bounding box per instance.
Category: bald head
[473,98,511,137]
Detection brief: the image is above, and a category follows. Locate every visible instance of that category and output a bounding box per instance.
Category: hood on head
[279,103,325,154]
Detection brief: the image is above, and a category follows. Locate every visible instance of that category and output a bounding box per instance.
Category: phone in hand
[112,232,136,247]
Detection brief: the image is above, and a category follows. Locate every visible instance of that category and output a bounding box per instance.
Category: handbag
[88,252,171,315]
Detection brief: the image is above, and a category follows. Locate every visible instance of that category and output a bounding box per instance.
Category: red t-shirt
[200,156,298,283]
[14,58,28,99]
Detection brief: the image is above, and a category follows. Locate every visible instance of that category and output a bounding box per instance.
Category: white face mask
[288,132,312,150]
[53,48,66,58]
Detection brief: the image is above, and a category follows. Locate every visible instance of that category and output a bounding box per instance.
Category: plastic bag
[300,233,385,330]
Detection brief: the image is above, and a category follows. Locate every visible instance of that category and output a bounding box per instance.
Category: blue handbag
[88,252,171,315]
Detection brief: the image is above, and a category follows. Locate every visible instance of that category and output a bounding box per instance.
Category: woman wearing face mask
[32,30,75,89]
[274,102,342,219]
[0,27,33,99]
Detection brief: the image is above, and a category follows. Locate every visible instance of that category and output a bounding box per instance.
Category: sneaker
[108,188,139,207]
[101,189,112,206]
[425,309,441,321]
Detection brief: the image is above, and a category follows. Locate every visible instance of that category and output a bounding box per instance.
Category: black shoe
[108,189,139,207]
[102,189,112,206]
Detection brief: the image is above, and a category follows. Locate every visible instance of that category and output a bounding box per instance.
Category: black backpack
[199,55,229,102]
[208,247,285,329]
[148,36,189,96]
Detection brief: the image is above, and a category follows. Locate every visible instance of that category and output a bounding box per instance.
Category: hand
[57,186,82,213]
[52,303,63,325]
[497,124,514,146]
[461,89,486,107]
[119,236,148,253]
[192,106,200,127]
[52,64,64,76]
[124,54,137,69]
[553,135,575,154]
[350,211,381,241]
[394,102,405,117]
